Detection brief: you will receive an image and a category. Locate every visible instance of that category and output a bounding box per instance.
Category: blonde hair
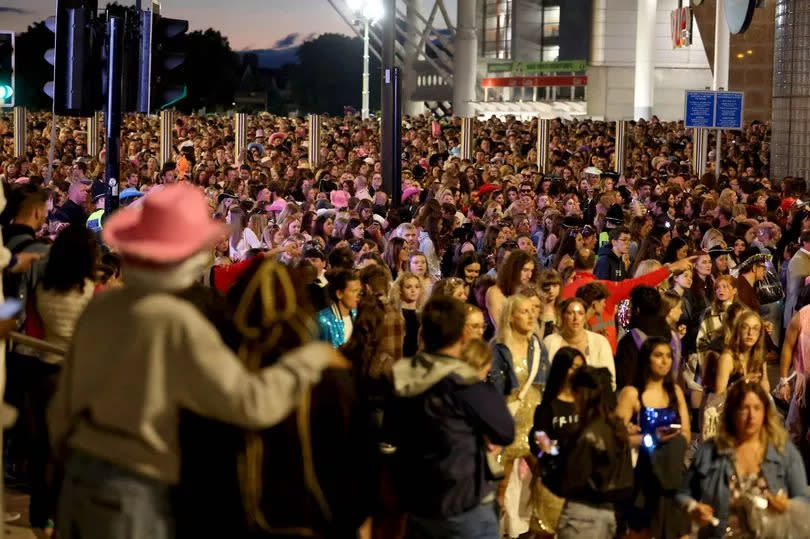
[249,213,268,241]
[701,228,725,252]
[495,294,530,345]
[390,271,421,310]
[634,259,662,278]
[461,339,493,371]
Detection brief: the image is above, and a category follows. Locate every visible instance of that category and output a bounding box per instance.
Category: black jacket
[54,200,88,227]
[594,244,628,281]
[390,353,515,517]
[557,418,633,504]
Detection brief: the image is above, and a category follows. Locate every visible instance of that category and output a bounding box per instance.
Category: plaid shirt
[373,300,404,379]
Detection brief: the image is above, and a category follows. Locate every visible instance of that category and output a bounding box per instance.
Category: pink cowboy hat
[102,183,226,264]
[266,198,288,213]
[401,186,421,204]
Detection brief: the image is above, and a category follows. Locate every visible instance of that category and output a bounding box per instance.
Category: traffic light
[150,14,188,110]
[44,0,103,117]
[0,32,13,107]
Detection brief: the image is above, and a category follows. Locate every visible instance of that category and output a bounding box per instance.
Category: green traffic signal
[0,31,14,107]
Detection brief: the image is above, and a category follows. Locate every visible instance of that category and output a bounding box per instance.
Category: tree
[286,33,380,115]
[181,29,241,111]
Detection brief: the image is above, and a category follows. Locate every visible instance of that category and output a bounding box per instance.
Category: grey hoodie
[393,352,480,397]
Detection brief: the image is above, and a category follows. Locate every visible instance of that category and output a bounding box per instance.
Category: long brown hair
[716,381,788,453]
[496,250,536,296]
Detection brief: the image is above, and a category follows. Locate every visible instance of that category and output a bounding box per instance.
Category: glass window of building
[482,0,512,59]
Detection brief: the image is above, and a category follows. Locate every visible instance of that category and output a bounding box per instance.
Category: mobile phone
[0,299,23,320]
[668,423,682,430]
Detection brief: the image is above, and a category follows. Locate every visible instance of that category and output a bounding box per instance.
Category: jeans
[557,500,616,539]
[406,502,499,539]
[56,451,173,539]
[29,361,60,528]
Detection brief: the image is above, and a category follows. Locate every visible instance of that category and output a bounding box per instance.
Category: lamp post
[347,0,382,120]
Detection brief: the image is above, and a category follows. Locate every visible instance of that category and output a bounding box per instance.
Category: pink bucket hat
[102,184,226,264]
[330,190,349,209]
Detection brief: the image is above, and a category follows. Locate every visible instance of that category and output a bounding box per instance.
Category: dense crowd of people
[1,110,810,538]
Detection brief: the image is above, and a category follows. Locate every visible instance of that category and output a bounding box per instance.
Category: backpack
[2,235,47,340]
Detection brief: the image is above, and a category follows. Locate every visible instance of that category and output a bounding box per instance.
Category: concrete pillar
[159,109,174,166]
[713,0,730,179]
[692,127,708,176]
[713,0,730,91]
[453,0,478,117]
[13,107,25,158]
[615,120,626,176]
[633,0,656,120]
[234,112,247,164]
[308,114,322,169]
[460,117,474,160]
[404,0,424,117]
[86,110,101,159]
[772,0,810,180]
[537,118,550,173]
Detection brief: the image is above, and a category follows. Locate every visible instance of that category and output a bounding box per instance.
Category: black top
[402,308,420,357]
[530,397,579,458]
[54,199,88,227]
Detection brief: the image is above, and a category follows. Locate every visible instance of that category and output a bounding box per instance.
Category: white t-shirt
[342,314,354,342]
[230,228,261,262]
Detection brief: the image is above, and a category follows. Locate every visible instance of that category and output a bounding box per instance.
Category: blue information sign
[714,91,744,129]
[684,90,744,129]
[684,91,716,128]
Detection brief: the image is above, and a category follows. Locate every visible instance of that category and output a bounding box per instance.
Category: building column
[713,0,730,91]
[404,0,424,116]
[453,0,478,117]
[633,0,656,120]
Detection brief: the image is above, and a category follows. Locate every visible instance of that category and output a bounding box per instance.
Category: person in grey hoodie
[390,296,515,539]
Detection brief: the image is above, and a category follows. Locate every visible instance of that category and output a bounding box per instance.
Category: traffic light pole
[380,0,401,207]
[104,15,123,214]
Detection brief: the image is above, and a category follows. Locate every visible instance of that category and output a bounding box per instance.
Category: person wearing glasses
[595,226,633,282]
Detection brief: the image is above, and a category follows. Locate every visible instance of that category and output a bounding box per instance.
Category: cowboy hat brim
[103,208,227,265]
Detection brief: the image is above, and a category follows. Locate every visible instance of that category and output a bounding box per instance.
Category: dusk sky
[2,0,456,52]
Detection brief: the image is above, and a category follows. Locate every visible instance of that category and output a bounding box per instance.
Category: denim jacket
[677,439,809,538]
[488,335,549,397]
[317,304,356,348]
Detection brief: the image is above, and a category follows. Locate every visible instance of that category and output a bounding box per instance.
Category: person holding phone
[616,337,691,539]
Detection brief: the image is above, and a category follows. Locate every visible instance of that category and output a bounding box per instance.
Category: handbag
[756,269,784,304]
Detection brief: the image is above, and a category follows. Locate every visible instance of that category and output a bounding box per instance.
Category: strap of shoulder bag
[517,336,542,402]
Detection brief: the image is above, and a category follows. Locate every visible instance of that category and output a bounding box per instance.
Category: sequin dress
[629,400,691,538]
[499,355,543,537]
[725,471,769,538]
[639,405,679,450]
[502,355,540,462]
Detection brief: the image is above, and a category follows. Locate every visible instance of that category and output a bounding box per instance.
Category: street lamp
[347,0,383,120]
